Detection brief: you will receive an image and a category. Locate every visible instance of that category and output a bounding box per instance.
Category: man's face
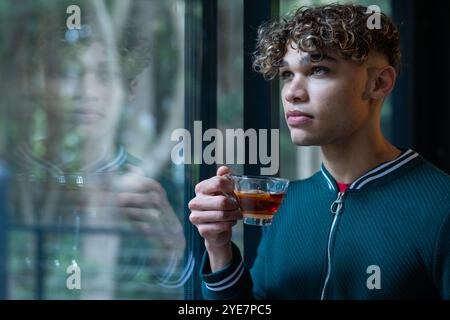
[58,41,124,139]
[280,43,371,146]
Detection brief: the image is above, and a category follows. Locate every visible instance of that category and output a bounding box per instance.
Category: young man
[189,4,450,299]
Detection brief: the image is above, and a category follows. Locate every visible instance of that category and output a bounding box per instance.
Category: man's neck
[320,129,401,184]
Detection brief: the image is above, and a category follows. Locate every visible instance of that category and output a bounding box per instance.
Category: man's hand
[188,166,242,271]
[114,165,184,250]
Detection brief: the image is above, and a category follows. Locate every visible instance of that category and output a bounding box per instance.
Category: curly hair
[10,0,151,84]
[253,4,401,80]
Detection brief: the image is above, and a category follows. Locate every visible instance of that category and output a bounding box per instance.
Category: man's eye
[311,66,330,76]
[280,71,294,81]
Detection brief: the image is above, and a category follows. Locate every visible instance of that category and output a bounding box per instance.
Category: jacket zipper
[320,191,346,300]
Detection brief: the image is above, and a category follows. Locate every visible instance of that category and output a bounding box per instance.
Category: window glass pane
[217,0,244,254]
[0,0,188,299]
[279,0,393,180]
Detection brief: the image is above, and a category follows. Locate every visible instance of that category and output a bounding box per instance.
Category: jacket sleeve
[200,242,253,300]
[433,210,450,299]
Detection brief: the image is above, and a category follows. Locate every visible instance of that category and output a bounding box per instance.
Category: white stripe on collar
[18,144,64,178]
[353,152,419,190]
[321,167,335,191]
[95,145,126,172]
[321,149,419,191]
[349,149,415,189]
[12,143,126,175]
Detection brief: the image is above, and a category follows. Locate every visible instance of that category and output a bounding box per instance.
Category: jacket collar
[9,143,127,180]
[320,149,421,192]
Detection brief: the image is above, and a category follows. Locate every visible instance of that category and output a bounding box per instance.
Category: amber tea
[235,190,284,214]
[227,175,289,226]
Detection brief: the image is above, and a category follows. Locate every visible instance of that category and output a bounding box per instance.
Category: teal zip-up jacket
[200,149,450,299]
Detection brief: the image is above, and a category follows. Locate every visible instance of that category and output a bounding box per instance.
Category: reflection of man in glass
[2,2,188,299]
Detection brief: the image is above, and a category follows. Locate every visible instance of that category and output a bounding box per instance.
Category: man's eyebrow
[280,53,338,68]
[290,54,339,66]
[302,53,338,64]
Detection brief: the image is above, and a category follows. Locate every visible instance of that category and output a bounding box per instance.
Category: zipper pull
[330,192,345,215]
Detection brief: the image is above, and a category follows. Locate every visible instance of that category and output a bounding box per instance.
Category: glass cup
[226,174,289,226]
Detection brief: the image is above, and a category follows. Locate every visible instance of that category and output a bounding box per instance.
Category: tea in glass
[227,175,289,226]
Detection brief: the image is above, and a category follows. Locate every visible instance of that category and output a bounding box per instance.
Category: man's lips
[70,107,104,117]
[66,109,104,124]
[286,110,314,126]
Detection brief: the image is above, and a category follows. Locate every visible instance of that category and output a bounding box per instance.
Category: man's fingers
[114,173,165,194]
[217,166,231,176]
[189,210,242,225]
[188,194,238,211]
[124,164,146,176]
[194,176,234,195]
[122,207,162,222]
[117,191,166,209]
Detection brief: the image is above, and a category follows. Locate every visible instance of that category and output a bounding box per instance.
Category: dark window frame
[183,0,280,300]
[183,0,218,300]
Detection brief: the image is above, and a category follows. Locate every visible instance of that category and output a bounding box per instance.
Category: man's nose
[284,77,309,104]
[82,72,97,95]
[77,73,104,104]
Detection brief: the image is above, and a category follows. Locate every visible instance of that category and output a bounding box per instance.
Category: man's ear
[365,66,397,100]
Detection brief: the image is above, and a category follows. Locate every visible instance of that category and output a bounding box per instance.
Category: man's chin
[61,122,108,141]
[290,133,321,147]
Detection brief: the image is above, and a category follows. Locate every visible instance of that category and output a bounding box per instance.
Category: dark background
[392,0,450,174]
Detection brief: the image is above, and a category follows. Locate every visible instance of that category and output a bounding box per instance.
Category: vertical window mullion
[243,0,280,268]
[184,0,218,300]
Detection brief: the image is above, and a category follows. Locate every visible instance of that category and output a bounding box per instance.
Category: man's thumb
[216,166,231,176]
